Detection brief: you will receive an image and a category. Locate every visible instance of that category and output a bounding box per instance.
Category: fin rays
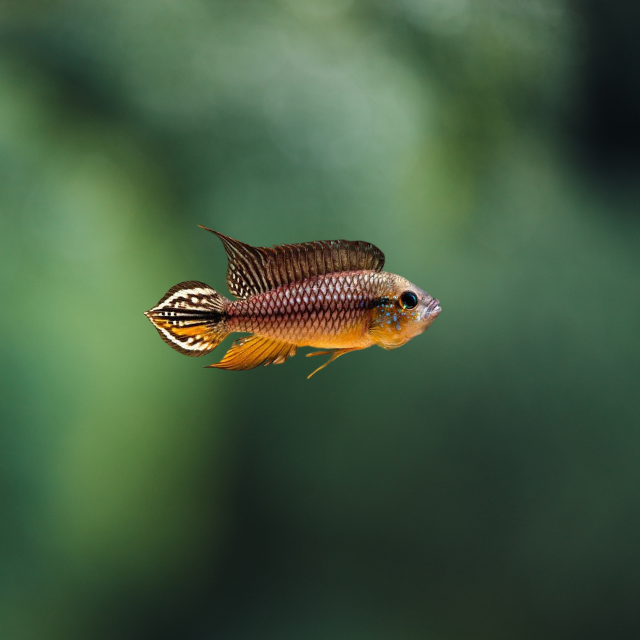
[305,348,359,378]
[207,335,298,371]
[198,225,385,300]
[144,281,228,356]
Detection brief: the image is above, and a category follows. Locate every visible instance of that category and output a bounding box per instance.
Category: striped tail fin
[144,281,229,356]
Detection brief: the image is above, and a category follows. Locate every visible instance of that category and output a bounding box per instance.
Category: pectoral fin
[207,335,297,371]
[305,348,359,379]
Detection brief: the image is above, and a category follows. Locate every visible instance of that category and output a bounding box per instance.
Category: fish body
[145,227,441,377]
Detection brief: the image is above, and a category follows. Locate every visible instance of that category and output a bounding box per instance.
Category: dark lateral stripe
[149,309,223,320]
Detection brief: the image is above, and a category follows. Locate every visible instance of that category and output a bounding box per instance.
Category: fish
[144,226,441,378]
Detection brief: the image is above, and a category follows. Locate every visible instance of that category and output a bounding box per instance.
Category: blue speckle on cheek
[396,324,401,331]
[393,315,397,322]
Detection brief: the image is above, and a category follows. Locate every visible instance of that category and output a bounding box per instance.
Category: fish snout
[425,297,441,316]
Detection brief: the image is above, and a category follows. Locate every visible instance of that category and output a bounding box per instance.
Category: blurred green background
[1,1,639,638]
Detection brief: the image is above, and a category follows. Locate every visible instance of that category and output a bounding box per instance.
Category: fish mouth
[425,298,441,316]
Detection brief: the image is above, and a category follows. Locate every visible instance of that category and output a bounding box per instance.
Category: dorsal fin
[199,226,385,299]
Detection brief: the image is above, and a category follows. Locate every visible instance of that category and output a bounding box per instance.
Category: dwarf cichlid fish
[145,226,441,378]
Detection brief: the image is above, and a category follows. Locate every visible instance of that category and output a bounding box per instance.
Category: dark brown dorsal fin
[199,226,385,299]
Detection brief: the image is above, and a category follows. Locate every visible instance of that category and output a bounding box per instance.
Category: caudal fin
[144,281,229,356]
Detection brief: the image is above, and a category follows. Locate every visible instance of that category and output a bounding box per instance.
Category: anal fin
[207,335,298,371]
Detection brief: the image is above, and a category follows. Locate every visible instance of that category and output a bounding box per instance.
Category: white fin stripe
[156,325,208,352]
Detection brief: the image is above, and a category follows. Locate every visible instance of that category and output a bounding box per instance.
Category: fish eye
[399,291,418,310]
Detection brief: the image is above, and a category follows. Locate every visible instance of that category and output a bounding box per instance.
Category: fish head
[369,274,441,349]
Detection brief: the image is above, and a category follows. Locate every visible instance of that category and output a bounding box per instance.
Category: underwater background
[1,1,639,638]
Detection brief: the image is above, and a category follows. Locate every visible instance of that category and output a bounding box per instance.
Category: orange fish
[145,226,441,378]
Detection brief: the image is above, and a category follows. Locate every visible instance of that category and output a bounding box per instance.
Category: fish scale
[228,272,383,348]
[144,228,441,377]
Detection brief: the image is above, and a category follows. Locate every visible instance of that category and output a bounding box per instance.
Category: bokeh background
[1,1,639,639]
